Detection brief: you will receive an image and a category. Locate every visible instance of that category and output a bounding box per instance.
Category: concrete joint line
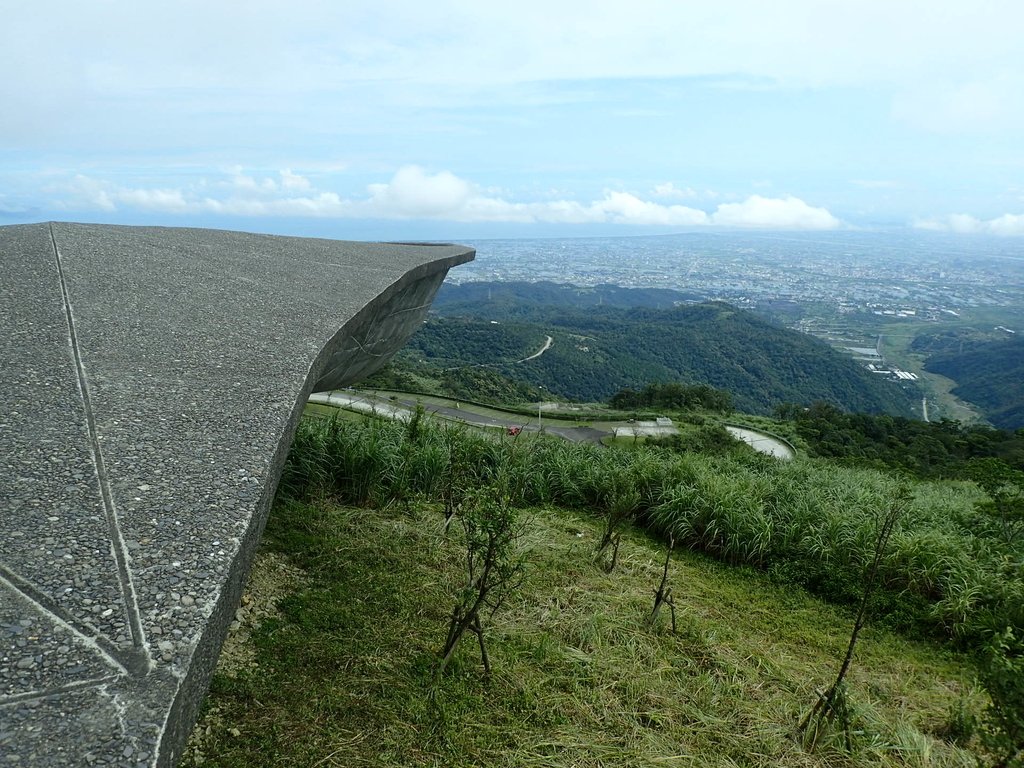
[0,675,120,707]
[0,566,142,676]
[48,224,152,671]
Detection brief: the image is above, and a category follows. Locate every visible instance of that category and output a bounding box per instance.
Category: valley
[425,231,1024,427]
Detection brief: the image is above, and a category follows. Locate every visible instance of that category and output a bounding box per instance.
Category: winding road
[443,333,554,372]
[723,426,795,460]
[519,335,553,362]
[309,390,605,444]
[310,391,795,459]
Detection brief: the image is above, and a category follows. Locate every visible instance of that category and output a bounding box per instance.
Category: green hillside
[777,401,1024,477]
[922,336,1024,430]
[397,301,917,416]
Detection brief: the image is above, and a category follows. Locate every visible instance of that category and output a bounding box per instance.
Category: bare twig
[648,535,676,631]
[800,488,908,751]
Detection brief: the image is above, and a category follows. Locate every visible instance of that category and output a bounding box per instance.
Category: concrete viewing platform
[0,223,473,765]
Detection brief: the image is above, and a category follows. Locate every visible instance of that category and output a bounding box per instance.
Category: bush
[979,627,1024,767]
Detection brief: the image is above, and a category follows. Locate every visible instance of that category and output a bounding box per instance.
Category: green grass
[280,414,1022,646]
[302,402,367,421]
[184,497,981,768]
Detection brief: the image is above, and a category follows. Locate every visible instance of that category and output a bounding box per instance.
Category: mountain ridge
[387,284,919,417]
[923,335,1024,430]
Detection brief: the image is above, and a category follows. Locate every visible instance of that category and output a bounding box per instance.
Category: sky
[3,0,1024,239]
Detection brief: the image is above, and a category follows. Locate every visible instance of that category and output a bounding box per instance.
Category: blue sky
[3,0,1024,239]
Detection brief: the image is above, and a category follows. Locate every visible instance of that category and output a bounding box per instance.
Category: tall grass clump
[280,412,1022,650]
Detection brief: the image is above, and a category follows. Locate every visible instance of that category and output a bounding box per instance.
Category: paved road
[724,426,795,460]
[312,393,796,459]
[309,391,607,445]
[518,335,553,362]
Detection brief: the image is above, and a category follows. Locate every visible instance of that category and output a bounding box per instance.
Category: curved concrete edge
[721,422,797,460]
[157,248,469,768]
[0,223,473,767]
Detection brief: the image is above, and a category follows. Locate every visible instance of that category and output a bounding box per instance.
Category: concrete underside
[0,223,473,766]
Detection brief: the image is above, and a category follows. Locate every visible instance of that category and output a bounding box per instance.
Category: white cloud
[914,213,1024,236]
[592,192,707,226]
[49,167,841,230]
[948,214,984,234]
[651,182,698,200]
[200,192,351,217]
[57,175,117,212]
[116,187,189,212]
[55,175,188,213]
[989,214,1024,236]
[366,166,473,217]
[53,168,348,217]
[227,169,279,193]
[280,169,312,191]
[710,195,840,230]
[363,177,834,229]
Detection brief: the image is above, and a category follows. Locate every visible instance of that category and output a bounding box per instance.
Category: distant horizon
[1,203,991,239]
[4,215,1022,248]
[3,192,1023,242]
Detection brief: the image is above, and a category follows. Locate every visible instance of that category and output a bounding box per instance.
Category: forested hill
[923,335,1024,430]
[404,301,917,416]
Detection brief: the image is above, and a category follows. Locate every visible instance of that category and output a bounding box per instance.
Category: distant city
[453,231,1023,335]
[452,230,1024,316]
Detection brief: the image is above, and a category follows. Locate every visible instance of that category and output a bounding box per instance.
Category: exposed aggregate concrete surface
[0,222,473,766]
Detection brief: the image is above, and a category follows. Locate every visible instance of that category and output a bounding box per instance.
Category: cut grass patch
[183,498,981,768]
[302,402,366,422]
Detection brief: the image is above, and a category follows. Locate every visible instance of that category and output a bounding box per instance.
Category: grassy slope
[184,496,979,767]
